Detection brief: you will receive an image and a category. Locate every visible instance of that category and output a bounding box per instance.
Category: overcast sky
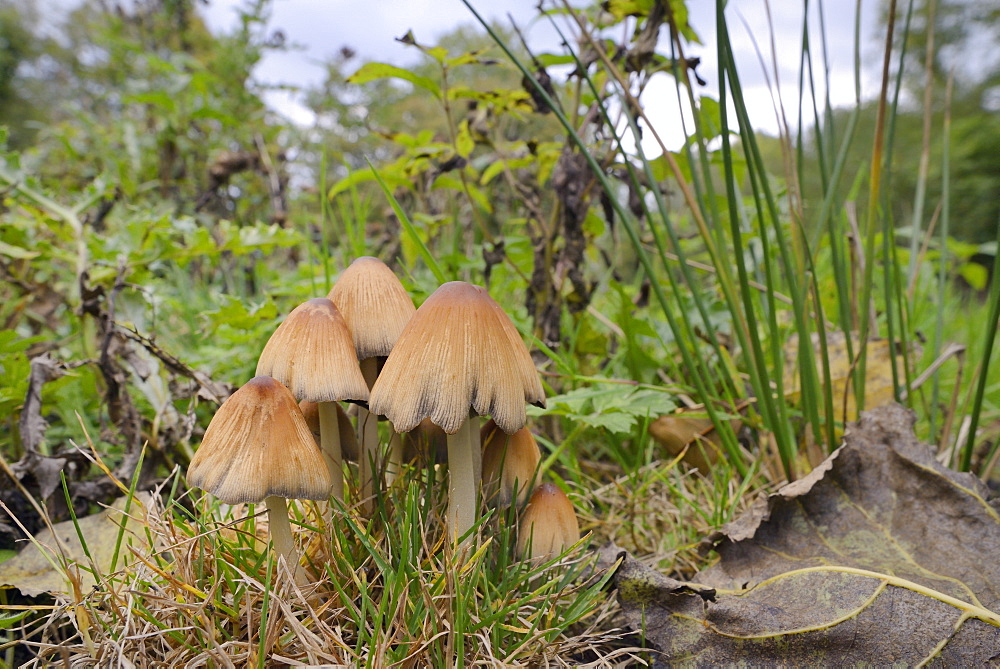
[201,0,882,147]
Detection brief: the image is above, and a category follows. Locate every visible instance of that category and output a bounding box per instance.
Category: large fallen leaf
[612,405,1000,665]
[0,494,148,597]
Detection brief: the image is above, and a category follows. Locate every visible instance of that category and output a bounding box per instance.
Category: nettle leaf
[531,386,671,436]
[347,62,442,100]
[612,405,1000,665]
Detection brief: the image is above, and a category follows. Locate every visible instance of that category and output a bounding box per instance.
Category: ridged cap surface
[256,298,369,403]
[517,483,580,560]
[327,257,416,360]
[368,281,545,435]
[188,376,332,504]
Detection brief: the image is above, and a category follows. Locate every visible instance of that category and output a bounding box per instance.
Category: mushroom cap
[401,417,449,462]
[481,419,541,508]
[187,376,332,504]
[256,298,369,403]
[327,257,416,360]
[516,483,580,560]
[368,281,545,435]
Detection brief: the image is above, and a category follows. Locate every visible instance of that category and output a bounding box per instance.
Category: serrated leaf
[580,411,635,435]
[613,405,1000,665]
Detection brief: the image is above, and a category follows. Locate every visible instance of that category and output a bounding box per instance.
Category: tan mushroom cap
[517,483,580,560]
[368,281,545,435]
[327,257,416,360]
[256,298,369,403]
[187,376,332,504]
[401,417,449,462]
[481,419,541,507]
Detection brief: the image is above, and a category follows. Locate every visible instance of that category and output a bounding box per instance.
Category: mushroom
[402,417,449,464]
[368,281,545,541]
[481,419,541,508]
[256,297,369,501]
[516,483,580,560]
[187,376,332,579]
[328,257,416,504]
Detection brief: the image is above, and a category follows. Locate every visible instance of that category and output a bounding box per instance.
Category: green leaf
[347,62,442,100]
[455,119,475,158]
[0,609,31,630]
[697,96,722,140]
[0,240,40,259]
[327,165,412,200]
[959,262,988,291]
[535,53,577,67]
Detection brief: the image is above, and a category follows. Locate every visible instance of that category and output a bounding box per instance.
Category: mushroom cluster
[187,256,580,577]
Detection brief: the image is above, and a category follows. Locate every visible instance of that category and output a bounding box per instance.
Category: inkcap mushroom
[369,281,545,541]
[187,376,331,580]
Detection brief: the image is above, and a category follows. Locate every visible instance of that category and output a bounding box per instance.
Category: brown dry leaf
[782,332,915,424]
[648,411,741,474]
[0,494,148,597]
[17,354,66,453]
[612,405,1000,666]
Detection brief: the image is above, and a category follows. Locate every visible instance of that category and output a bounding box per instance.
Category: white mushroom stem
[358,357,380,513]
[264,496,304,584]
[386,432,404,485]
[447,417,482,542]
[470,418,482,483]
[317,401,343,501]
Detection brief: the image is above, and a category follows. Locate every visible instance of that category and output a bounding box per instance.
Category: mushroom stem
[358,357,380,513]
[469,417,482,483]
[386,431,404,485]
[317,401,343,501]
[447,417,482,542]
[264,496,304,583]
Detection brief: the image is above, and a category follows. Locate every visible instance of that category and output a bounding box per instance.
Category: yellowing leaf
[455,119,474,159]
[0,495,149,597]
[648,410,741,474]
[782,332,918,424]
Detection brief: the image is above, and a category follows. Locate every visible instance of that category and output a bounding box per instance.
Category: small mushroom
[256,297,368,501]
[369,281,545,541]
[187,376,332,579]
[481,419,541,508]
[516,483,580,561]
